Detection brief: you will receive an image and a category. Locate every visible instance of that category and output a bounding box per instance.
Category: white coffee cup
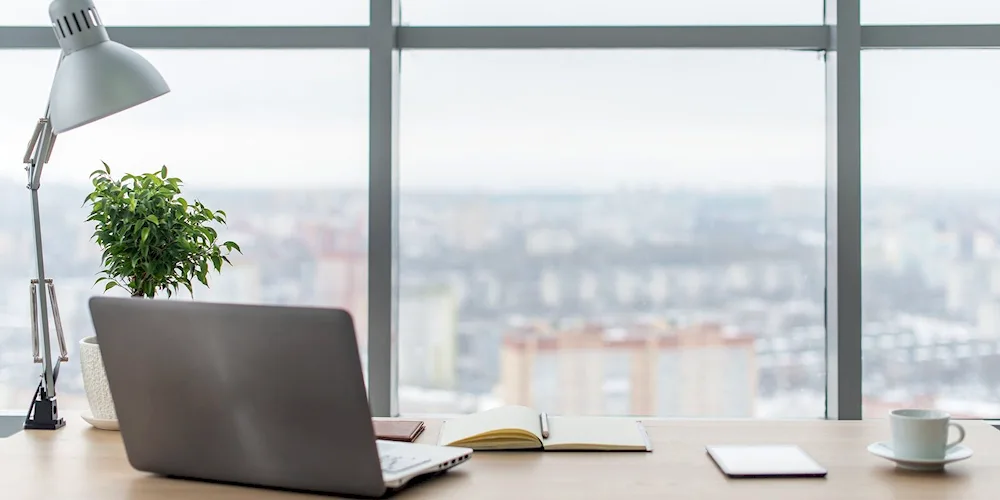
[890,409,965,460]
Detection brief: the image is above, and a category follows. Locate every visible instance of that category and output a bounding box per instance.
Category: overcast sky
[1,1,999,192]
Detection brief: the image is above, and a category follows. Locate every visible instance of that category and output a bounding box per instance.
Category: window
[401,0,822,26]
[863,0,1000,24]
[0,50,368,411]
[5,4,1000,422]
[862,50,1000,418]
[398,50,826,417]
[7,0,369,26]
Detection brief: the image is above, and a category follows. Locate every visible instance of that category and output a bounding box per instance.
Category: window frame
[1,0,995,418]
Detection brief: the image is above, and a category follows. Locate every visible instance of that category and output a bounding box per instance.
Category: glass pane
[402,0,822,26]
[863,0,1000,24]
[399,50,826,417]
[0,50,368,412]
[8,0,368,26]
[863,50,1000,418]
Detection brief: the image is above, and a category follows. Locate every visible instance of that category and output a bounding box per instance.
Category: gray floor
[0,415,23,438]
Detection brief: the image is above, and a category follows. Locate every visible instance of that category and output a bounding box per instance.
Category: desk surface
[2,415,999,499]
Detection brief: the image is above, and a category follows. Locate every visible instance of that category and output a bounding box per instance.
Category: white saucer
[867,442,972,471]
[81,413,119,431]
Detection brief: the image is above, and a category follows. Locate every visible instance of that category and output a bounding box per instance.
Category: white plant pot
[79,336,117,421]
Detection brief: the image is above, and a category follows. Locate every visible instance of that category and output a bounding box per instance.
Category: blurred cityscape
[1,179,999,418]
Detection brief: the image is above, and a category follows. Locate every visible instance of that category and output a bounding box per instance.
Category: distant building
[195,261,263,304]
[946,261,990,319]
[301,220,368,346]
[524,228,577,256]
[398,284,459,390]
[977,299,1000,338]
[499,322,757,417]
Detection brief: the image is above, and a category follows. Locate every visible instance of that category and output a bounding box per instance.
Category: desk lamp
[22,0,169,430]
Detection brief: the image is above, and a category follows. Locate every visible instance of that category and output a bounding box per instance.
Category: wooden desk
[2,416,998,499]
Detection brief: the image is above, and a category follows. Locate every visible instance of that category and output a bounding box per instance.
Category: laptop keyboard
[379,453,431,474]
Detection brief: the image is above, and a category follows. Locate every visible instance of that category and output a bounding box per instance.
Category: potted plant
[78,163,240,427]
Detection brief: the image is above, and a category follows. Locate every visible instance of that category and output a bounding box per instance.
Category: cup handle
[947,422,966,450]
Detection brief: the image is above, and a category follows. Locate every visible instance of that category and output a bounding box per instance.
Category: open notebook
[438,405,652,451]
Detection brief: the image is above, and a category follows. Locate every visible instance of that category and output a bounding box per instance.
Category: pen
[539,412,550,439]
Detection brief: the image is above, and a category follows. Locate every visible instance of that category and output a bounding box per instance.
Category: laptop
[88,297,473,498]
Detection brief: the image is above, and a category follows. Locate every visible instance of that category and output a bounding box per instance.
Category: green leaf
[141,226,150,244]
[145,215,159,225]
[160,165,168,178]
[104,281,117,292]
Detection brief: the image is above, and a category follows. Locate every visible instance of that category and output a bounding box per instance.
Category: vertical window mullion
[825,0,863,420]
[368,0,401,417]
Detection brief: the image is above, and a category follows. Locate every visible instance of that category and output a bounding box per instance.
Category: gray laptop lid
[89,297,386,497]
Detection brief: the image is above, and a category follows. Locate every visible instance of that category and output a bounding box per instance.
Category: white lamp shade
[47,0,169,134]
[48,41,170,134]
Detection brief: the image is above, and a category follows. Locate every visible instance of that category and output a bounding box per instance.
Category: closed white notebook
[706,445,827,478]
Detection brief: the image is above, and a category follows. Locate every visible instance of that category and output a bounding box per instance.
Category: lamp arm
[22,50,69,430]
[23,119,57,188]
[25,52,64,189]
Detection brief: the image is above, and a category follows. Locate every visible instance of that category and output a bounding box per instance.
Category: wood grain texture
[2,416,997,499]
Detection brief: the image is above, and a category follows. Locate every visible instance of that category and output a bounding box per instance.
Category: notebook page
[544,416,650,451]
[438,405,542,446]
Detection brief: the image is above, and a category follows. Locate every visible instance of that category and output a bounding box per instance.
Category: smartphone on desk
[706,445,828,478]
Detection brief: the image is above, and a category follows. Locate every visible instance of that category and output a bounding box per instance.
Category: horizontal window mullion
[862,25,1000,49]
[0,25,827,50]
[397,26,828,49]
[0,26,370,49]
